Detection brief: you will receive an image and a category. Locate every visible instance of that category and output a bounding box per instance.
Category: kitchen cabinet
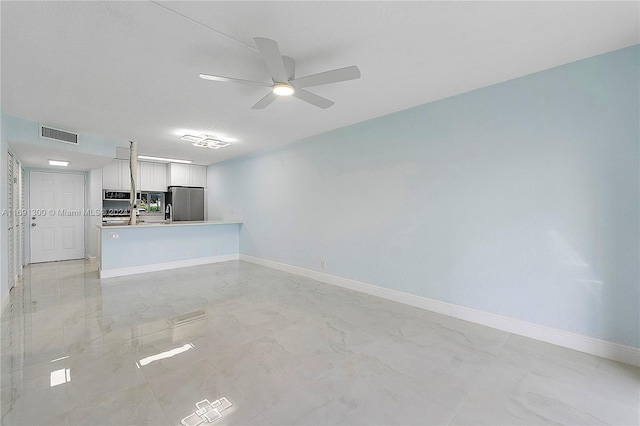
[139,161,167,191]
[102,159,131,190]
[103,160,168,191]
[189,165,206,187]
[167,163,206,187]
[104,160,204,190]
[167,163,189,186]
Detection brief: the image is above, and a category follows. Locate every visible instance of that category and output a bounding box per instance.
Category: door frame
[19,164,25,272]
[7,151,15,289]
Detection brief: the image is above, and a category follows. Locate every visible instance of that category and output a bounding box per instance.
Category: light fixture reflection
[50,368,71,387]
[181,397,233,425]
[51,355,69,362]
[136,343,194,368]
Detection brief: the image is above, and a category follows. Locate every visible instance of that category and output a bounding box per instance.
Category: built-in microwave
[103,190,140,200]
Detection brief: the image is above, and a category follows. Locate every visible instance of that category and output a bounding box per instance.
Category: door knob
[31,223,36,227]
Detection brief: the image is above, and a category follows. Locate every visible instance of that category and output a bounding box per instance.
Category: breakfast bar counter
[97,220,242,278]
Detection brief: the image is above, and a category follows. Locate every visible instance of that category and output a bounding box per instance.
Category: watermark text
[1,208,107,217]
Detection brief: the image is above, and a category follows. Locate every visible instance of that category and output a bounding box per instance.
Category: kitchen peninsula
[97,220,242,278]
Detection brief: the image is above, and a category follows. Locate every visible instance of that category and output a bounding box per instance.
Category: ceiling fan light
[273,83,294,96]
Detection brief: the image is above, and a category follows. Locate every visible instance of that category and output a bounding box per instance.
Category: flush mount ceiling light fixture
[179,135,204,143]
[48,160,69,167]
[181,134,233,149]
[193,138,231,150]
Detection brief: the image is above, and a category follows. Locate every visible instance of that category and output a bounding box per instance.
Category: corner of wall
[85,168,103,258]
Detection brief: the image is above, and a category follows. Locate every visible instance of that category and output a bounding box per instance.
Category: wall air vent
[39,125,79,145]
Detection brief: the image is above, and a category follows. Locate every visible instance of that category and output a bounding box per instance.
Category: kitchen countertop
[98,220,242,228]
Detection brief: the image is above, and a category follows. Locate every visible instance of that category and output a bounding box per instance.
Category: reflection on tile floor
[1,259,638,425]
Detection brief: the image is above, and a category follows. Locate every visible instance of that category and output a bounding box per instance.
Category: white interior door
[29,172,85,263]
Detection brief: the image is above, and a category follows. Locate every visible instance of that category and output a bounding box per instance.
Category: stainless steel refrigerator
[168,186,204,221]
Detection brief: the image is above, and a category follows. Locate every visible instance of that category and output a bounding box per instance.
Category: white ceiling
[2,1,638,168]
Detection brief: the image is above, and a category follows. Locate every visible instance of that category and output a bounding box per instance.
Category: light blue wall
[208,46,640,347]
[100,224,240,271]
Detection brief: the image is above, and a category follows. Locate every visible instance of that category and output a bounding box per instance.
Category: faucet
[166,203,173,223]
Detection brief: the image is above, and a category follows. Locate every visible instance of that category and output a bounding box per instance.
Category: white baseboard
[100,254,239,279]
[240,254,640,367]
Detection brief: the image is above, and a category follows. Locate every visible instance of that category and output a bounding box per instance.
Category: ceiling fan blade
[251,91,278,109]
[199,73,271,87]
[254,37,289,83]
[292,89,334,109]
[290,66,360,89]
[283,56,295,81]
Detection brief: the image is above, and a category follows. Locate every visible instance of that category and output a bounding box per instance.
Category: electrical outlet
[107,232,120,240]
[320,260,326,270]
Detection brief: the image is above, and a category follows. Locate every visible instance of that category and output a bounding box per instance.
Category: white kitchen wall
[85,168,103,259]
[208,46,639,348]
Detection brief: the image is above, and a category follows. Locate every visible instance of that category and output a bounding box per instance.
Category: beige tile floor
[1,259,638,425]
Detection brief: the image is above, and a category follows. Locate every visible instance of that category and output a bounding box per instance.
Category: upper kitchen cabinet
[139,161,167,192]
[167,163,206,187]
[102,159,131,190]
[103,160,168,191]
[189,165,207,187]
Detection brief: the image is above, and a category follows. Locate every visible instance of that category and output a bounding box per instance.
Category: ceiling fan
[199,37,361,109]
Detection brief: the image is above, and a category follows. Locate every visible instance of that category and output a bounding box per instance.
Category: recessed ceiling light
[273,83,294,96]
[138,155,192,164]
[180,135,203,143]
[48,160,69,167]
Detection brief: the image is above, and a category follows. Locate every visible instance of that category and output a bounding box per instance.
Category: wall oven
[103,190,140,200]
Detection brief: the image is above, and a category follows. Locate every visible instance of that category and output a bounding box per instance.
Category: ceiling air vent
[39,125,79,145]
